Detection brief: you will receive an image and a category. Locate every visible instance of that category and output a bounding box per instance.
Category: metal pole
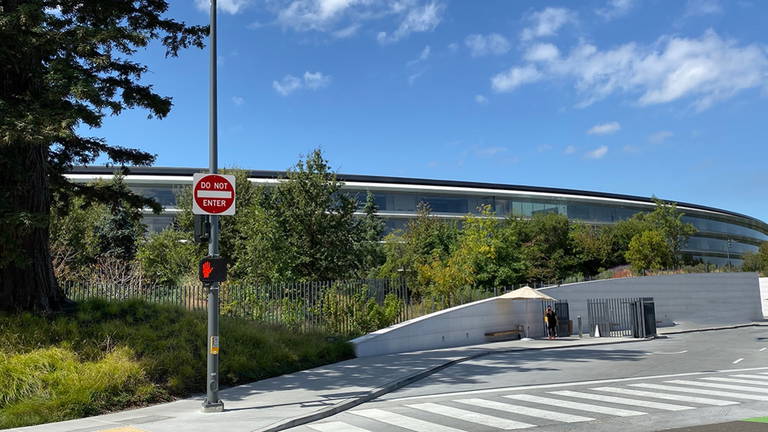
[202,0,223,413]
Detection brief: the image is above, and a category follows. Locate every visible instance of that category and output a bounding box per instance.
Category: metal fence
[60,278,569,337]
[587,297,656,338]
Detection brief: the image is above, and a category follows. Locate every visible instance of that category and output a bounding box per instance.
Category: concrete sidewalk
[10,335,649,432]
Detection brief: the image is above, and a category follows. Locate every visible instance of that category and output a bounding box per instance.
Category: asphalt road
[294,327,768,432]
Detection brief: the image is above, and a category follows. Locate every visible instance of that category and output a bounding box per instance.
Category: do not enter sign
[192,173,236,215]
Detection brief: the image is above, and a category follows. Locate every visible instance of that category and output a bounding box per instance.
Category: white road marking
[456,398,594,423]
[760,347,767,352]
[307,422,371,432]
[730,374,768,381]
[550,390,693,411]
[733,358,744,364]
[388,366,768,402]
[351,408,467,432]
[505,394,645,417]
[408,402,534,430]
[632,383,768,401]
[703,377,768,386]
[645,350,689,355]
[593,387,738,406]
[666,380,768,394]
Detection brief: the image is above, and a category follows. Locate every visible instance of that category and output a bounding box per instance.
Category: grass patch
[0,299,354,428]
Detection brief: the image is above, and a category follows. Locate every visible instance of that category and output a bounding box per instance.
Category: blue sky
[91,0,768,222]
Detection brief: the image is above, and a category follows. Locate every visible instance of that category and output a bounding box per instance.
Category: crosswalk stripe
[456,398,594,423]
[666,380,768,394]
[549,390,693,411]
[408,402,535,430]
[631,383,768,401]
[504,394,645,417]
[730,374,768,381]
[351,408,467,432]
[593,387,738,406]
[703,377,768,386]
[307,422,371,432]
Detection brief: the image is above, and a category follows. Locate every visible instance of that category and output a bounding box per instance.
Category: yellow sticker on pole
[210,336,219,355]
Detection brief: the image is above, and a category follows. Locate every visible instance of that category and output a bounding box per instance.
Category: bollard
[577,316,582,338]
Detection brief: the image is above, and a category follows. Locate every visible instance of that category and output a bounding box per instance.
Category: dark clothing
[545,310,558,338]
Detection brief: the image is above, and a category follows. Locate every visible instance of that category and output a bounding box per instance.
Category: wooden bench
[485,327,523,339]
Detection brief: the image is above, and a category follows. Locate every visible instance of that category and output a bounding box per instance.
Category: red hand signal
[202,261,214,278]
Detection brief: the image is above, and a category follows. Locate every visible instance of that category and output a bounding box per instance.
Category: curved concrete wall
[352,272,763,357]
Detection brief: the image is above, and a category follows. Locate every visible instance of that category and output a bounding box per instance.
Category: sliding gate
[587,297,656,338]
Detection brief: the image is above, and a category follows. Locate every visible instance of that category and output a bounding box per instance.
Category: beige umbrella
[499,285,556,300]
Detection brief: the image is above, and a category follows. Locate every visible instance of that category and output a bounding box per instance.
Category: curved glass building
[66,167,768,267]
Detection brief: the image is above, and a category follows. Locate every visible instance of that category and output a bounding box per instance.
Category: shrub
[136,229,202,287]
[0,299,354,427]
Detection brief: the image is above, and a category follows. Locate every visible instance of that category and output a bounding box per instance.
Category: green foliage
[514,213,577,282]
[357,191,386,276]
[0,347,160,429]
[378,203,459,287]
[321,287,403,335]
[742,242,768,275]
[626,230,673,274]
[0,299,354,427]
[234,150,370,283]
[92,176,146,262]
[1,0,206,311]
[136,229,203,287]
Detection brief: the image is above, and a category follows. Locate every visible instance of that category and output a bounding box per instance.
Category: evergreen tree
[0,0,206,311]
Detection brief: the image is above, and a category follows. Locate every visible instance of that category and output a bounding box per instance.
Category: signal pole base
[201,399,225,413]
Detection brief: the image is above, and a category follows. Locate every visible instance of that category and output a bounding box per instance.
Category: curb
[658,322,768,335]
[255,337,652,432]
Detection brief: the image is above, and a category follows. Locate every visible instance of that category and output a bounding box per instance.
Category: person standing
[545,306,558,340]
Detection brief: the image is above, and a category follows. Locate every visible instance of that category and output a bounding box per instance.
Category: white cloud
[378,1,444,44]
[332,23,360,38]
[196,0,251,14]
[587,121,621,135]
[275,0,359,31]
[232,96,245,106]
[465,33,511,57]
[491,65,542,93]
[596,0,636,20]
[476,146,508,157]
[686,0,722,16]
[273,75,303,96]
[495,30,768,110]
[303,71,331,89]
[408,45,431,66]
[537,144,553,152]
[475,94,488,104]
[564,145,577,154]
[649,130,674,144]
[525,43,560,62]
[273,71,331,96]
[586,145,609,159]
[520,7,576,41]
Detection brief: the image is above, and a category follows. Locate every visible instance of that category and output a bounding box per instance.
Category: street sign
[192,173,236,216]
[199,256,227,283]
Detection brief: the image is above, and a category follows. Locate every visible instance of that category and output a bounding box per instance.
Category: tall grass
[0,299,354,428]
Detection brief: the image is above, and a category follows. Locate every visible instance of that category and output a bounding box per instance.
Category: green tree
[742,242,768,275]
[235,149,368,283]
[137,229,202,287]
[93,176,146,262]
[357,191,386,276]
[49,196,105,281]
[625,230,673,274]
[0,1,206,311]
[516,213,577,283]
[378,203,459,287]
[643,198,697,265]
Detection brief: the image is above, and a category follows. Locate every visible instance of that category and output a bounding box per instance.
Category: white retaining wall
[760,277,768,319]
[352,297,545,357]
[352,273,762,357]
[541,272,762,328]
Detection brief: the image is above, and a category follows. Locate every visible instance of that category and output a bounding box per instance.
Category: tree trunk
[0,142,69,313]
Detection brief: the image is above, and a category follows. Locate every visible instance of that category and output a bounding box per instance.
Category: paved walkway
[10,335,646,432]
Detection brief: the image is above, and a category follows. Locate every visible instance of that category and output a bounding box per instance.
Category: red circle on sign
[194,174,235,214]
